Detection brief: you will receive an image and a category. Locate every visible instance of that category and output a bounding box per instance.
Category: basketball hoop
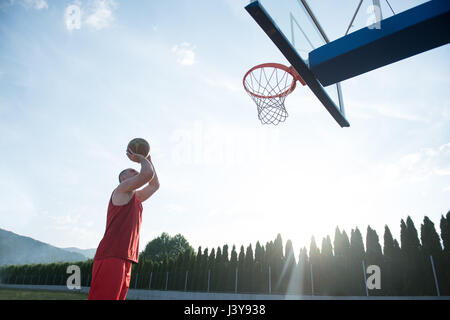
[243,63,306,125]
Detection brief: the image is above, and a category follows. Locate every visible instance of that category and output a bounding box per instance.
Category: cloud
[22,0,48,10]
[85,0,117,30]
[172,42,196,66]
[64,0,117,31]
[1,0,48,10]
[383,142,450,183]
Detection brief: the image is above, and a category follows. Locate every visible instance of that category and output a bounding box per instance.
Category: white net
[244,64,297,125]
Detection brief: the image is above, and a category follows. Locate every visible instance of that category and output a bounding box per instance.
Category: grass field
[0,288,88,300]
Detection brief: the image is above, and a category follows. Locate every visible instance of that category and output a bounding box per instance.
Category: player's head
[119,168,138,183]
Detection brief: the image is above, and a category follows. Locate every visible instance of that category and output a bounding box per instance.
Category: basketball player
[88,148,160,300]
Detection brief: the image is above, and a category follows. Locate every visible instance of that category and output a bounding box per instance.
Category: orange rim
[243,63,306,99]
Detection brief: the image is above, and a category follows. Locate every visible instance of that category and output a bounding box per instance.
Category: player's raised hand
[126,148,146,163]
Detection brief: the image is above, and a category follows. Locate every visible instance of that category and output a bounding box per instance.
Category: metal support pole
[345,0,364,35]
[148,272,153,289]
[300,0,330,42]
[362,260,369,296]
[268,265,272,294]
[430,255,440,296]
[207,270,211,292]
[184,271,189,291]
[235,267,238,293]
[165,272,168,290]
[310,263,314,296]
[135,272,139,289]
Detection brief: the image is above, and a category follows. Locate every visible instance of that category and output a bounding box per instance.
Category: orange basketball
[127,138,150,157]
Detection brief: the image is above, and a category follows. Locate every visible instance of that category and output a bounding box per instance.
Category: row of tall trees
[1,213,449,296]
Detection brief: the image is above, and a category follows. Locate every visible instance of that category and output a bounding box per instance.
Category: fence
[0,255,446,296]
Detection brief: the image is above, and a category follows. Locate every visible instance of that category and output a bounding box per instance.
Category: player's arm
[116,150,154,193]
[136,156,160,202]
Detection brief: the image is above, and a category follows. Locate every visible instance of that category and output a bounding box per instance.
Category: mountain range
[0,228,96,266]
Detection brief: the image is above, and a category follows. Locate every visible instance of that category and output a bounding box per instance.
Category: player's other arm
[116,150,154,193]
[136,156,160,202]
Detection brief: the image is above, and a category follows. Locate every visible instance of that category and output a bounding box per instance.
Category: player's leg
[118,260,132,300]
[88,258,126,300]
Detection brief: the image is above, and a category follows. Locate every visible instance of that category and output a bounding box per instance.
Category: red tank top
[94,191,143,263]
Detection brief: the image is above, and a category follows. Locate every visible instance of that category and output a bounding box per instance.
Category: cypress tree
[383,225,402,295]
[298,247,311,295]
[401,217,423,295]
[222,245,229,262]
[333,228,350,295]
[172,251,182,290]
[214,247,222,291]
[440,211,450,253]
[440,211,450,295]
[309,237,320,295]
[229,245,238,292]
[400,219,407,249]
[200,248,209,291]
[421,216,443,295]
[186,248,195,291]
[350,228,366,295]
[406,217,421,252]
[334,227,342,257]
[341,231,351,257]
[421,217,443,257]
[193,247,202,291]
[342,230,352,295]
[366,226,383,263]
[208,248,216,291]
[220,244,229,292]
[320,236,333,295]
[273,234,284,293]
[266,241,274,268]
[283,240,296,294]
[365,226,383,295]
[254,241,266,293]
[255,242,263,265]
[244,244,254,293]
[237,245,245,292]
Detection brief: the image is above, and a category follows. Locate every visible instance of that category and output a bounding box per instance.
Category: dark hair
[119,169,132,183]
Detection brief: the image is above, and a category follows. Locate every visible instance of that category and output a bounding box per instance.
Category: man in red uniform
[88,148,160,300]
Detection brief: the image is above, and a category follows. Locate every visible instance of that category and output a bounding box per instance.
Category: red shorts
[88,257,132,300]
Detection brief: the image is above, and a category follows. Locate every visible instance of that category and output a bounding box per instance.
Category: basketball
[127,138,150,157]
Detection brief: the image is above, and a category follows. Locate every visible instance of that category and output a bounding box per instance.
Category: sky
[0,0,449,258]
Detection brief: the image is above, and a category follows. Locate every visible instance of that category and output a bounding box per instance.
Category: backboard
[245,0,449,128]
[246,0,349,127]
